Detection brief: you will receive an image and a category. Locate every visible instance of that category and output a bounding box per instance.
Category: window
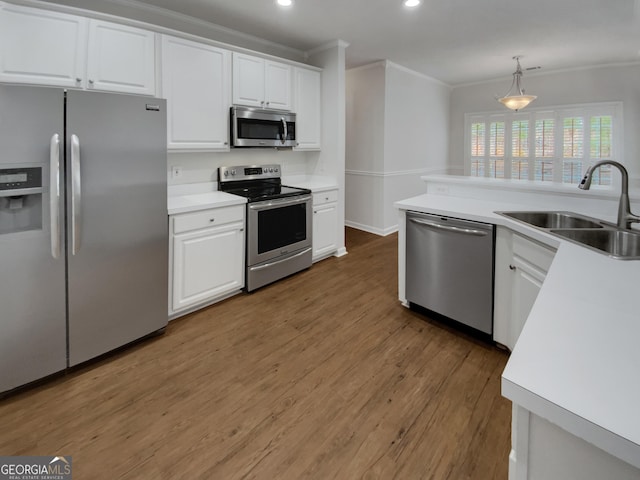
[465,102,622,186]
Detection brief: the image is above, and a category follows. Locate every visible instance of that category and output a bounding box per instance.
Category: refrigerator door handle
[49,133,61,259]
[71,134,82,255]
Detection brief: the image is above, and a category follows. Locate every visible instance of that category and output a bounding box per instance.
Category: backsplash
[167,150,314,185]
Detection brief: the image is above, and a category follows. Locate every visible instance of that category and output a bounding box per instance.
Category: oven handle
[250,247,312,272]
[249,194,312,211]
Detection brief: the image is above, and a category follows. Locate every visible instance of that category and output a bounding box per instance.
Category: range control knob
[231,169,236,176]
[224,170,229,177]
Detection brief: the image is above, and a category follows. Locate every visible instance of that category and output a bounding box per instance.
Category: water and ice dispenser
[0,166,43,235]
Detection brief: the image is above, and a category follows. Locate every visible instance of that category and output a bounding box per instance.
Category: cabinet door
[232,53,264,108]
[162,36,231,150]
[86,20,156,96]
[294,67,321,150]
[172,222,244,312]
[313,202,338,260]
[510,255,547,348]
[0,4,86,88]
[264,60,292,110]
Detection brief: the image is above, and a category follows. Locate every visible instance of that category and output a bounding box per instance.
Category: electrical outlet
[171,166,183,179]
[434,185,449,195]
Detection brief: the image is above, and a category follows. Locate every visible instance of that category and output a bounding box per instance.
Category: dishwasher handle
[409,217,489,237]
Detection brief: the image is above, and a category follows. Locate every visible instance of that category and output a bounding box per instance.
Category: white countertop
[168,183,246,215]
[282,175,339,192]
[395,193,640,469]
[168,177,338,215]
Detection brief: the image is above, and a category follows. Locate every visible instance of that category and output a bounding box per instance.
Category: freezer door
[65,90,168,366]
[0,85,66,392]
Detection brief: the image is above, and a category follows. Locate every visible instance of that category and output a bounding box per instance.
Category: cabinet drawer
[173,205,244,234]
[313,189,338,206]
[513,233,556,273]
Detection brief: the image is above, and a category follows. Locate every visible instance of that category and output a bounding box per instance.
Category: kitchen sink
[549,228,640,260]
[497,210,640,260]
[498,211,604,229]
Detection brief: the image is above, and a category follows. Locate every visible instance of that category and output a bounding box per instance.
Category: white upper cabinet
[264,60,292,110]
[293,67,322,150]
[86,20,156,96]
[0,4,156,96]
[232,52,292,110]
[161,35,231,151]
[0,4,87,88]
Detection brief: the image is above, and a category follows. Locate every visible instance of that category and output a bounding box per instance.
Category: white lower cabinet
[170,205,245,318]
[509,404,640,480]
[312,189,338,261]
[494,227,556,350]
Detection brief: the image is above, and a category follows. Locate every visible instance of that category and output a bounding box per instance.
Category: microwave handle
[281,117,287,145]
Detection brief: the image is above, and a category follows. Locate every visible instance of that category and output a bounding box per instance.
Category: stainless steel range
[219,164,312,292]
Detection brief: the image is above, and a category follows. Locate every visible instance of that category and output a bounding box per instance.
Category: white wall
[307,41,348,256]
[345,61,451,235]
[449,64,640,185]
[167,150,310,185]
[383,63,450,229]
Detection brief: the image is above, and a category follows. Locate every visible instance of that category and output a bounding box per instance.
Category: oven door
[247,194,312,266]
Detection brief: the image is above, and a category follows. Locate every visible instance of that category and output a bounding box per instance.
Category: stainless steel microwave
[230,105,296,148]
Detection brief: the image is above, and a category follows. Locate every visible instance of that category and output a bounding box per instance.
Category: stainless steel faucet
[578,160,640,229]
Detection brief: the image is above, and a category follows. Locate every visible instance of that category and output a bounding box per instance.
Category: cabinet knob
[224,142,228,145]
[75,77,81,83]
[209,218,215,223]
[88,79,94,85]
[509,265,516,271]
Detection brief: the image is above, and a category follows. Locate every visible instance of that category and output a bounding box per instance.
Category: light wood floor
[0,228,511,479]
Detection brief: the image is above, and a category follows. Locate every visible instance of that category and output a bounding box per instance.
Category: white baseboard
[345,221,398,236]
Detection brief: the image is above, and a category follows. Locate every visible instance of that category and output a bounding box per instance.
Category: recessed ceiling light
[277,0,293,6]
[403,0,421,7]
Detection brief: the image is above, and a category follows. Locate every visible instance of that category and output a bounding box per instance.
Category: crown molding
[454,61,640,89]
[347,60,451,88]
[306,39,350,58]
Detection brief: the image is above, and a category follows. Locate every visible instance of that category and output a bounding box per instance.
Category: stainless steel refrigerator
[0,85,168,393]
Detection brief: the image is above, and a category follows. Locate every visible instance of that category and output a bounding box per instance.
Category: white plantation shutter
[489,121,505,178]
[470,121,485,176]
[465,102,621,186]
[589,115,614,186]
[535,118,555,158]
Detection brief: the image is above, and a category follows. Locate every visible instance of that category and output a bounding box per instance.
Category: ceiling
[66,0,640,85]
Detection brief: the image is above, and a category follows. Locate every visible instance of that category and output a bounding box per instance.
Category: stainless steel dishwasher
[406,211,494,336]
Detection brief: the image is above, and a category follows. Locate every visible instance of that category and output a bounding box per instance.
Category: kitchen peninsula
[396,175,640,480]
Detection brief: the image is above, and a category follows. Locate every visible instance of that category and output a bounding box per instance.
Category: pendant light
[498,56,537,111]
